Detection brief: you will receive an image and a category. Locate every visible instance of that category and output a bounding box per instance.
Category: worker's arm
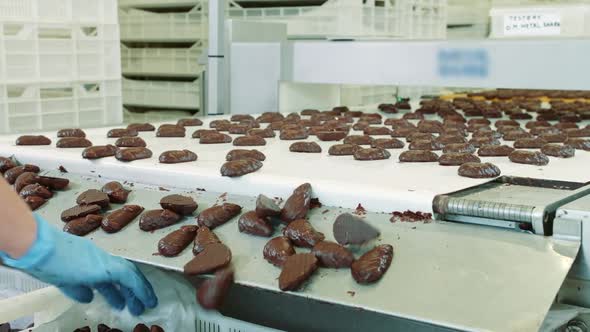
[0,178,157,315]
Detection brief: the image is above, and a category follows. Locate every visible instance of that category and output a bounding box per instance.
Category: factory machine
[2,7,590,332]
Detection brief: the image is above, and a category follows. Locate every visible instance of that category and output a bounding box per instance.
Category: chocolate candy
[56,137,92,148]
[107,128,138,138]
[443,143,476,154]
[74,327,91,332]
[151,326,164,332]
[15,135,51,146]
[226,149,266,162]
[263,236,295,267]
[257,112,285,123]
[477,144,514,157]
[354,147,391,161]
[565,128,590,138]
[157,124,186,137]
[391,127,417,138]
[312,241,354,268]
[363,127,391,136]
[192,129,217,138]
[134,324,150,332]
[280,128,309,140]
[409,139,443,151]
[406,132,434,143]
[97,324,111,332]
[283,219,325,248]
[351,244,393,284]
[495,119,519,128]
[115,147,152,162]
[333,213,380,245]
[233,135,266,146]
[159,150,198,164]
[139,209,182,231]
[14,172,38,192]
[509,150,549,166]
[278,253,318,291]
[101,205,144,233]
[458,162,501,178]
[24,196,46,211]
[387,119,414,128]
[352,121,370,131]
[101,181,130,204]
[200,132,232,144]
[436,134,466,145]
[221,157,263,177]
[328,143,361,156]
[255,194,281,218]
[197,203,242,229]
[289,141,322,153]
[238,211,273,237]
[248,128,275,138]
[343,135,373,145]
[399,150,439,162]
[301,109,319,116]
[565,138,590,150]
[197,268,234,309]
[439,153,481,166]
[280,183,312,223]
[0,157,16,173]
[177,118,203,127]
[541,144,575,158]
[469,137,501,148]
[160,194,197,215]
[231,114,255,121]
[229,124,251,135]
[63,215,103,236]
[57,128,86,137]
[76,189,110,209]
[61,204,101,222]
[82,145,117,159]
[540,133,568,143]
[127,123,155,131]
[514,138,547,149]
[4,164,40,184]
[503,130,532,141]
[210,119,231,129]
[19,184,52,199]
[36,175,68,190]
[371,138,404,149]
[115,136,146,148]
[184,243,232,275]
[316,131,347,141]
[193,226,221,255]
[158,225,199,257]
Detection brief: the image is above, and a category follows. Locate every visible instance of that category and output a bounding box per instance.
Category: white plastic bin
[123,78,200,110]
[0,80,123,134]
[341,85,397,106]
[121,43,204,77]
[119,0,201,8]
[119,7,206,42]
[0,0,118,25]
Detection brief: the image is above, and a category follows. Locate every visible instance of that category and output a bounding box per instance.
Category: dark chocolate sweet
[540,133,568,143]
[328,143,361,156]
[283,219,325,248]
[193,226,221,255]
[468,136,501,148]
[477,145,515,157]
[115,136,146,148]
[263,236,295,267]
[16,135,51,146]
[36,175,69,190]
[565,138,590,151]
[82,145,117,159]
[160,194,197,215]
[438,153,481,166]
[316,131,347,141]
[443,143,476,154]
[197,203,242,229]
[184,243,232,275]
[458,162,501,178]
[226,149,266,162]
[333,213,380,245]
[228,124,251,135]
[353,147,391,161]
[0,157,16,173]
[139,209,182,231]
[363,126,391,136]
[279,128,308,140]
[210,119,231,129]
[159,150,198,164]
[280,183,312,223]
[177,118,204,127]
[238,211,273,237]
[503,130,533,141]
[255,194,281,218]
[115,147,153,162]
[14,172,38,193]
[19,184,52,199]
[233,135,266,146]
[278,253,318,291]
[399,150,439,162]
[192,129,217,138]
[391,127,417,138]
[514,138,547,149]
[220,158,263,177]
[197,268,234,309]
[200,132,233,144]
[101,205,144,233]
[158,225,199,257]
[312,241,354,268]
[134,324,150,332]
[248,128,275,138]
[435,134,466,145]
[289,141,322,153]
[56,137,92,148]
[101,181,130,204]
[343,135,373,146]
[351,244,393,284]
[4,164,40,184]
[74,327,91,332]
[509,150,550,166]
[107,128,138,138]
[406,132,434,143]
[541,144,575,158]
[61,204,101,222]
[127,123,155,131]
[57,128,86,138]
[76,189,110,209]
[257,112,285,123]
[157,124,186,137]
[409,139,443,151]
[231,114,255,122]
[24,196,46,211]
[63,215,103,236]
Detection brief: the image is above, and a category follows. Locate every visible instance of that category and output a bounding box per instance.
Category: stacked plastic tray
[0,0,123,134]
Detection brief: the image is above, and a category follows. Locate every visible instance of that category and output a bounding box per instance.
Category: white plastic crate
[341,85,397,106]
[0,23,121,84]
[0,80,123,134]
[119,0,201,8]
[121,43,204,77]
[119,6,206,43]
[0,0,119,25]
[123,78,200,110]
[490,3,590,38]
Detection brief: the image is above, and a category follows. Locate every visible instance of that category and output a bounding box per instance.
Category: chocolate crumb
[197,188,206,192]
[347,291,356,297]
[310,198,322,209]
[322,209,329,214]
[390,210,433,223]
[58,165,68,173]
[159,187,170,192]
[353,203,366,216]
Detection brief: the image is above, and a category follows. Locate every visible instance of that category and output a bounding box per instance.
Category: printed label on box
[437,48,489,79]
[503,13,561,36]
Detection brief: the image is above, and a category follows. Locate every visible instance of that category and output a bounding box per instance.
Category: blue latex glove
[0,214,157,315]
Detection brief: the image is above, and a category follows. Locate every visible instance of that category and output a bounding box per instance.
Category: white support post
[206,0,226,115]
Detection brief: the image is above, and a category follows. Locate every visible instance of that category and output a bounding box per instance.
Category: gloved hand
[0,214,157,315]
